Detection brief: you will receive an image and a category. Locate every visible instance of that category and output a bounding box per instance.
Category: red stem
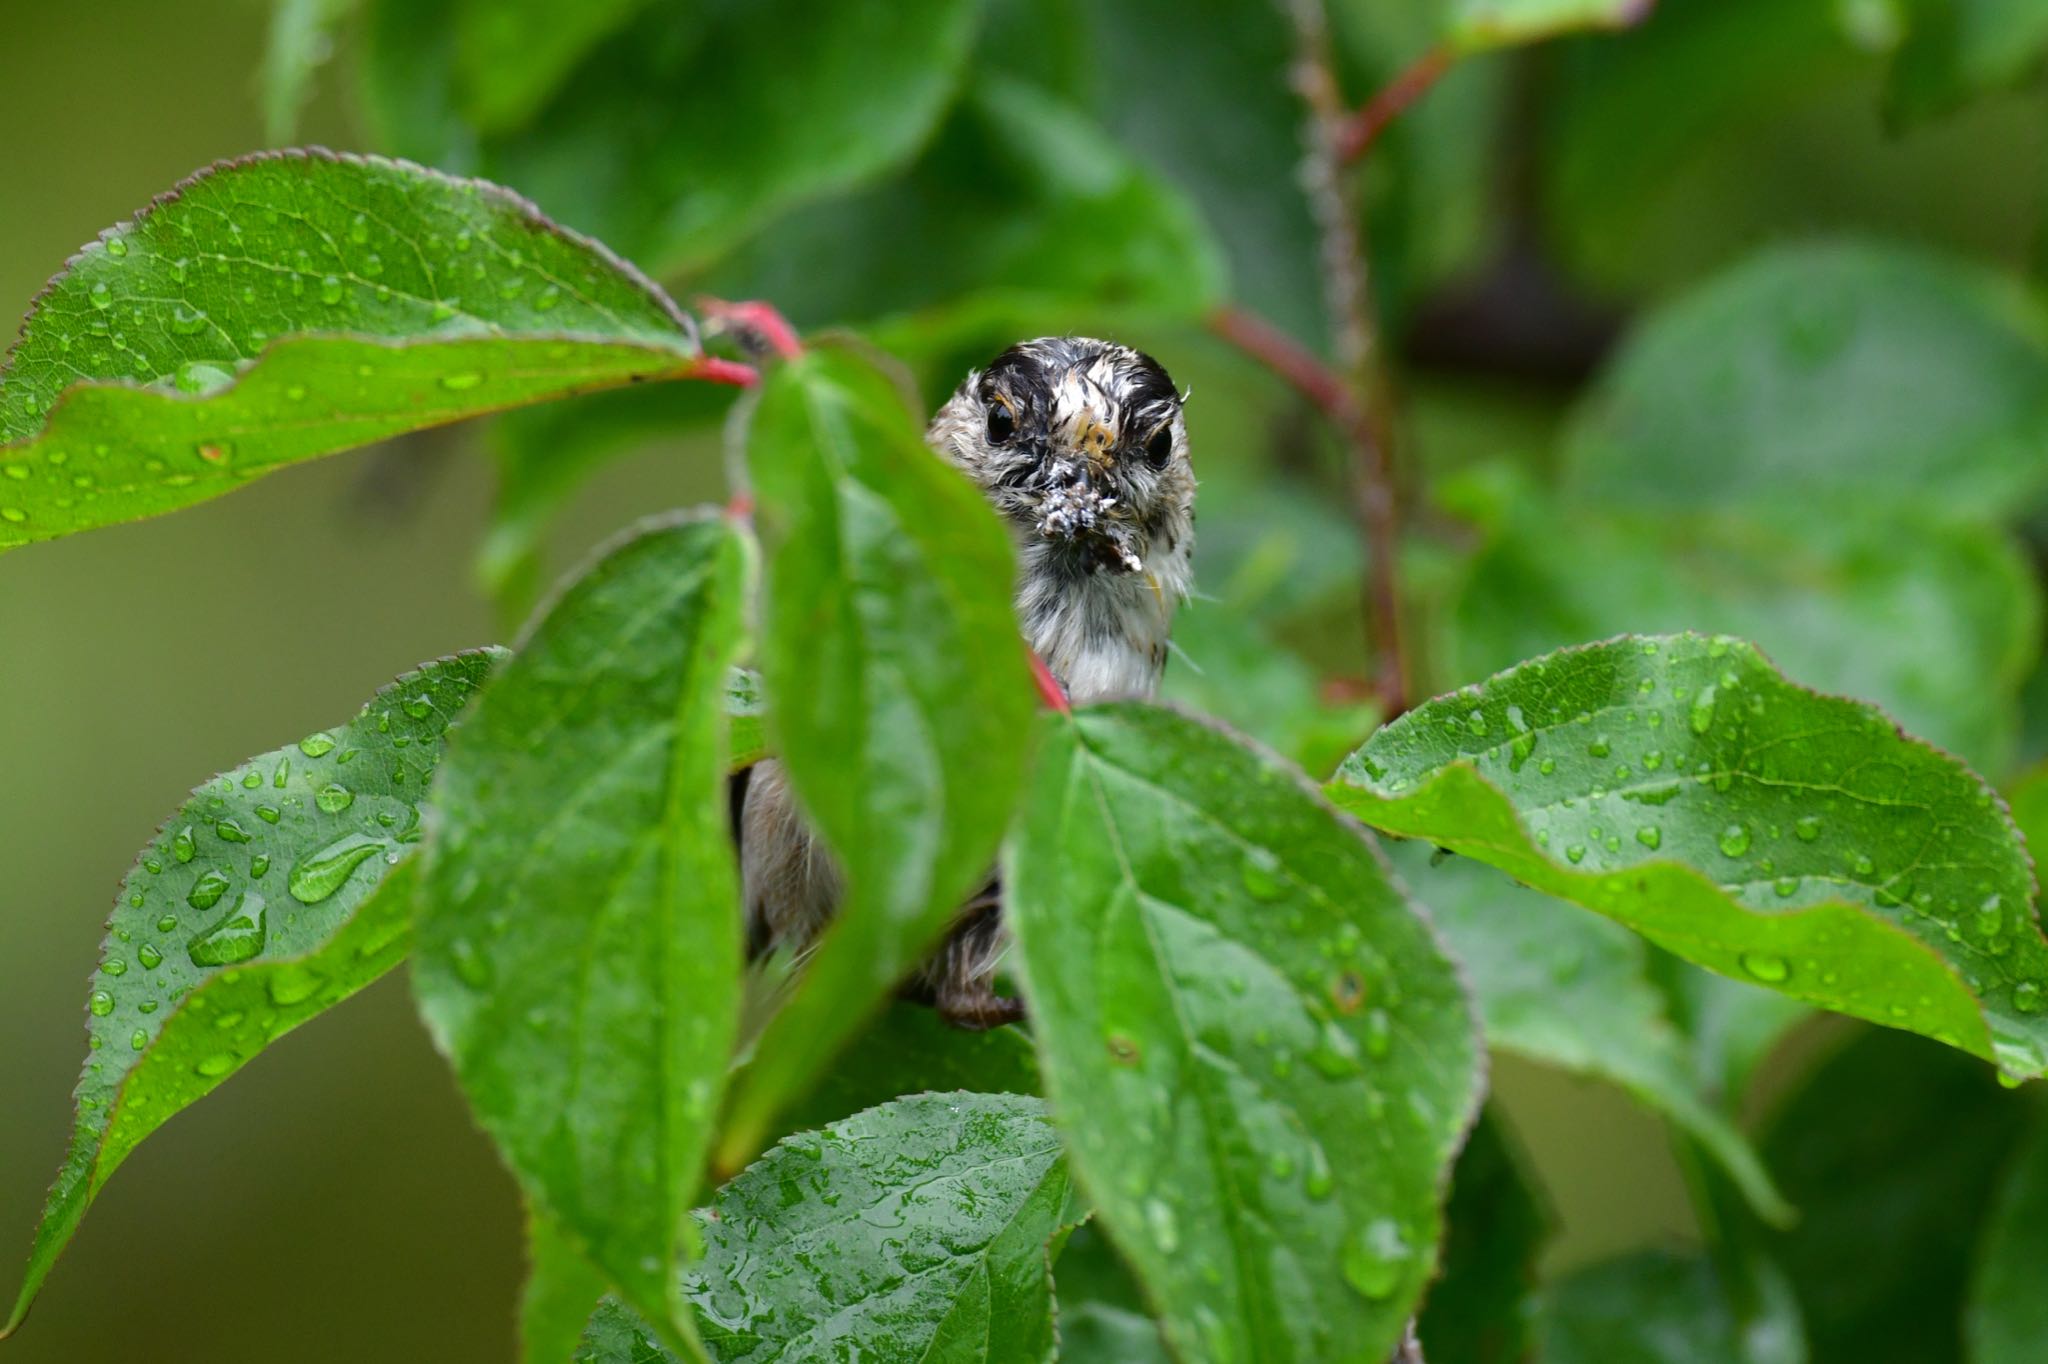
[686,356,761,387]
[697,297,804,360]
[1336,44,1456,165]
[1030,654,1072,715]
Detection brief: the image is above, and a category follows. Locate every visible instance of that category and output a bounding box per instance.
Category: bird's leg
[903,884,1025,1030]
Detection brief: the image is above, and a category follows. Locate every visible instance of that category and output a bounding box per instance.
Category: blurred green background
[2,0,2045,1359]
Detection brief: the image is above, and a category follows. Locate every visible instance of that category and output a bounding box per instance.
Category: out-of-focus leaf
[769,1002,1040,1146]
[1442,492,2042,773]
[474,0,981,275]
[1966,1101,2048,1364]
[1006,703,1483,1363]
[1,651,501,1337]
[1563,243,2048,521]
[1441,0,1655,51]
[1053,1223,1173,1364]
[524,1212,613,1364]
[1161,604,1378,778]
[716,347,1035,1164]
[1330,634,2048,1079]
[1649,955,1812,1111]
[1889,0,2048,124]
[260,0,357,142]
[1390,845,1789,1222]
[416,514,750,1356]
[455,0,659,133]
[0,150,714,549]
[705,76,1227,330]
[1539,1250,1797,1364]
[2008,762,2048,852]
[1416,1109,1551,1364]
[1765,1027,2030,1363]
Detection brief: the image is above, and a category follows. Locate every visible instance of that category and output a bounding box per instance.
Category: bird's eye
[1144,425,1174,467]
[986,401,1016,444]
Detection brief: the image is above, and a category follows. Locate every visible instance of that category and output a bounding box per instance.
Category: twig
[696,296,803,360]
[1278,0,1410,718]
[1336,44,1455,165]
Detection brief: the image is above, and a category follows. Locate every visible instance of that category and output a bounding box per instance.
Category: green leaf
[769,1002,1041,1147]
[1967,1102,2048,1364]
[1539,1249,1803,1364]
[1442,493,2041,778]
[524,1211,614,1364]
[1416,1110,1551,1364]
[1,650,502,1337]
[454,0,656,133]
[1053,1224,1173,1364]
[1005,703,1484,1362]
[1562,243,2048,521]
[1764,1027,2028,1362]
[1441,0,1653,51]
[473,0,981,275]
[1161,604,1379,779]
[703,75,1227,330]
[1388,845,1790,1223]
[578,1299,680,1364]
[260,0,357,143]
[716,347,1035,1162]
[0,150,719,549]
[1331,633,2048,1079]
[1889,0,2048,124]
[415,513,751,1355]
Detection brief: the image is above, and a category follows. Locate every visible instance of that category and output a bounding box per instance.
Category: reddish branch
[696,296,803,360]
[1030,653,1073,715]
[1335,44,1455,165]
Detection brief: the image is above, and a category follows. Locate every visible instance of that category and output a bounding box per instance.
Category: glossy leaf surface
[1006,703,1483,1362]
[2,650,501,1335]
[1332,634,2048,1079]
[416,514,750,1353]
[718,347,1035,1161]
[0,150,709,548]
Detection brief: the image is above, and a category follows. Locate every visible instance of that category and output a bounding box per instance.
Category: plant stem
[1278,0,1410,718]
[1336,44,1455,164]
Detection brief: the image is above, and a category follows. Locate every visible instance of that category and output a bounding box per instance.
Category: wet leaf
[0,151,719,550]
[1966,1102,2048,1364]
[1562,243,2048,520]
[716,348,1035,1163]
[1390,845,1789,1222]
[1005,703,1483,1362]
[1331,634,2048,1079]
[415,513,751,1356]
[1,650,502,1337]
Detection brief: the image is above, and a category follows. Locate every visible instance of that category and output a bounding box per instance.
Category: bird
[738,336,1197,1028]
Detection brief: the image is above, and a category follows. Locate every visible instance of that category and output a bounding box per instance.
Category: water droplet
[1144,1198,1180,1253]
[196,1053,235,1078]
[402,694,433,719]
[1774,876,1798,898]
[250,854,270,878]
[1240,846,1284,901]
[0,508,26,525]
[129,1029,148,1052]
[1304,1144,1334,1199]
[1565,844,1586,865]
[88,282,112,310]
[1636,825,1662,850]
[1341,1219,1409,1300]
[1795,815,1823,842]
[299,732,337,758]
[187,869,231,911]
[315,783,355,814]
[105,236,128,258]
[319,275,345,306]
[450,937,493,990]
[288,833,387,905]
[2014,982,2044,1014]
[102,956,128,978]
[1852,853,1876,877]
[535,285,560,311]
[89,989,114,1017]
[1587,736,1611,758]
[1740,952,1790,983]
[215,819,251,844]
[187,891,267,967]
[1308,1020,1363,1078]
[1363,1007,1391,1059]
[138,943,163,970]
[1689,685,1718,735]
[267,964,324,1008]
[1719,824,1751,857]
[156,914,178,933]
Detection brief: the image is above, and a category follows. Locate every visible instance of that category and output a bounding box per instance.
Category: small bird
[740,336,1197,1027]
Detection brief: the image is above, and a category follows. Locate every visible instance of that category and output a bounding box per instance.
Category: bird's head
[928,337,1194,577]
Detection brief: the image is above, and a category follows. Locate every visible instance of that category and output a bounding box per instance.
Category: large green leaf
[1967,1102,2048,1364]
[703,76,1227,330]
[1389,846,1789,1222]
[1442,492,2041,777]
[453,0,657,133]
[1005,703,1483,1362]
[1,650,501,1337]
[716,348,1035,1162]
[0,150,720,549]
[468,0,981,276]
[576,1093,1080,1364]
[1539,1249,1803,1364]
[1415,1110,1551,1364]
[1889,0,2048,124]
[1561,243,2048,520]
[415,513,751,1355]
[1764,1027,2029,1363]
[1331,634,2048,1079]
